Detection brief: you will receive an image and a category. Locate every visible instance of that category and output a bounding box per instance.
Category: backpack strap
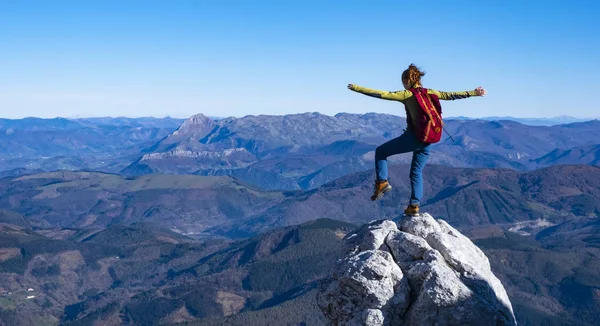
[410,88,442,127]
[424,91,444,126]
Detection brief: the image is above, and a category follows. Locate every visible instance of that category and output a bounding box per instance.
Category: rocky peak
[317,213,517,326]
[175,113,217,136]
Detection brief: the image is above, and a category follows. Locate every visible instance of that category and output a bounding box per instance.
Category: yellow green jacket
[350,85,478,130]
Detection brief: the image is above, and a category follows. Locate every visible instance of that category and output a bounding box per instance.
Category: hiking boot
[404,204,420,216]
[371,180,392,201]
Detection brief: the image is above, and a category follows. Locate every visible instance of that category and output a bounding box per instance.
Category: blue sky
[1,0,598,119]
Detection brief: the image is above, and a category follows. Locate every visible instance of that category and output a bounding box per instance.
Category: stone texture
[318,213,517,326]
[317,250,410,326]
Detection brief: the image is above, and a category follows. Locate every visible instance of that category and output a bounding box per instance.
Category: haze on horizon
[1,1,598,120]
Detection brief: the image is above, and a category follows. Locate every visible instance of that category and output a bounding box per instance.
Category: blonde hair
[401,64,425,88]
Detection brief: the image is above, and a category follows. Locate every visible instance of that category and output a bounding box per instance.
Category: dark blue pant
[375,130,431,205]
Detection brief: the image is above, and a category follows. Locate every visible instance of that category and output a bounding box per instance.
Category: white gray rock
[317,250,410,326]
[317,213,517,326]
[343,220,399,255]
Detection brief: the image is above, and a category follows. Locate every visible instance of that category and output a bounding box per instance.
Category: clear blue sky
[1,0,598,119]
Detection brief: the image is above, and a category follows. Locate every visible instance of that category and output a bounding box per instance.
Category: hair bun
[403,64,425,87]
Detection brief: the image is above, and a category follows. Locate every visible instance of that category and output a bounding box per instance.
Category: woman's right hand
[475,86,487,96]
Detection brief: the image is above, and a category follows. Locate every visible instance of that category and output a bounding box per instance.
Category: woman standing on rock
[347,64,486,216]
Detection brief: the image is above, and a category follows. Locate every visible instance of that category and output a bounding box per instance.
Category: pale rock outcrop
[317,213,517,326]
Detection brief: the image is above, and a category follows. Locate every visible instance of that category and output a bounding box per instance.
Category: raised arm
[348,84,412,102]
[428,86,486,100]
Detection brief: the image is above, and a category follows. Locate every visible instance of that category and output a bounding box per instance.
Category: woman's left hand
[475,86,487,96]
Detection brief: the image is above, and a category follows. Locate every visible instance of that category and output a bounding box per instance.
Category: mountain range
[0,188,598,325]
[0,216,351,325]
[2,164,599,239]
[1,114,600,324]
[102,113,600,191]
[2,114,600,192]
[448,115,596,126]
[0,117,184,174]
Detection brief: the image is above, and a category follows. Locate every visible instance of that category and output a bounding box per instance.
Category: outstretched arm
[429,86,486,100]
[348,84,411,102]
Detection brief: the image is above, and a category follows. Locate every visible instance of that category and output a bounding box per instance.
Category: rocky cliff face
[317,213,517,326]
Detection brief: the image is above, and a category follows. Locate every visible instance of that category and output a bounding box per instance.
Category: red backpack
[408,87,444,144]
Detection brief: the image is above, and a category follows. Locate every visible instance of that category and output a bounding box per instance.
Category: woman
[348,64,486,216]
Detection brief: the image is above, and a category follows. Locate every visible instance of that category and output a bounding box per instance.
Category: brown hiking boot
[404,204,420,216]
[371,180,392,201]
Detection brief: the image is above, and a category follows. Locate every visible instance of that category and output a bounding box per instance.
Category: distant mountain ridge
[0,116,185,174]
[448,115,597,126]
[124,113,600,190]
[0,116,186,129]
[2,164,599,239]
[3,114,600,192]
[533,144,600,168]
